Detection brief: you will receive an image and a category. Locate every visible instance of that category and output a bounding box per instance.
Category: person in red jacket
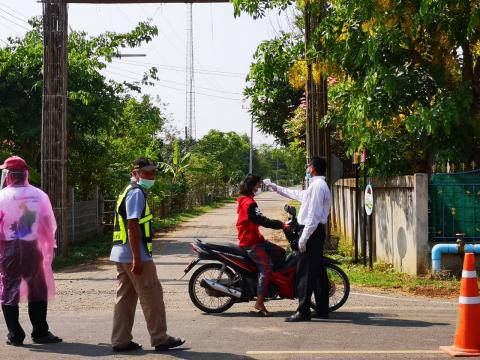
[236,174,288,316]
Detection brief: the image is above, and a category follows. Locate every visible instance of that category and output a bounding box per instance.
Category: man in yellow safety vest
[110,157,185,352]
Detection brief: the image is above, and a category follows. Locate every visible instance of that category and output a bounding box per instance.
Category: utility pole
[42,0,68,256]
[304,4,330,172]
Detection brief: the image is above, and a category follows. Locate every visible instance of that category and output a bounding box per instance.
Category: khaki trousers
[111,261,168,348]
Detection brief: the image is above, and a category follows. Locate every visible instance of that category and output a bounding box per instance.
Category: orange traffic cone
[440,253,480,356]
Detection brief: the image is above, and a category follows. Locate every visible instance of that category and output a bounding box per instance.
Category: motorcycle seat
[203,242,249,257]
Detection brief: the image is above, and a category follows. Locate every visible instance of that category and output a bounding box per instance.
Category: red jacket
[236,195,284,247]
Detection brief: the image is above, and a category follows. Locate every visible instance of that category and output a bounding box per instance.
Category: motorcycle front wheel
[188,263,236,313]
[310,263,350,312]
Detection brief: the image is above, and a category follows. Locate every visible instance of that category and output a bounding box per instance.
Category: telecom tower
[185,3,196,140]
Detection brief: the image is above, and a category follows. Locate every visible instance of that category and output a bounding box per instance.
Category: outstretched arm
[248,203,284,229]
[270,184,306,202]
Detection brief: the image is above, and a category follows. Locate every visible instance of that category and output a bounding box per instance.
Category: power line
[0,7,29,25]
[0,13,30,31]
[103,69,242,102]
[107,63,242,95]
[151,9,186,58]
[0,2,29,21]
[157,10,186,49]
[111,58,246,77]
[113,6,244,100]
[156,7,241,95]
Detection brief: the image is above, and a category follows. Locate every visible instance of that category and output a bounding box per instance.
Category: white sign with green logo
[365,184,373,215]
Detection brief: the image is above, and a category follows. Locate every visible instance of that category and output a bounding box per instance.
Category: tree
[244,33,304,146]
[0,19,163,197]
[236,0,480,176]
[255,144,305,184]
[191,130,250,183]
[98,95,165,197]
[232,0,292,19]
[312,0,480,175]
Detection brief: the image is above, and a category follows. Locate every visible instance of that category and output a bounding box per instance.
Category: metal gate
[429,170,480,242]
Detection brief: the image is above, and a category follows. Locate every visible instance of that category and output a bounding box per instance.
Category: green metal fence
[429,170,480,242]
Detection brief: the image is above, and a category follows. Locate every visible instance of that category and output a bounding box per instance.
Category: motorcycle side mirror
[284,204,296,217]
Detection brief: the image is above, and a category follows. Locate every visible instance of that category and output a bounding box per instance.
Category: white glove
[298,237,307,253]
[268,183,278,191]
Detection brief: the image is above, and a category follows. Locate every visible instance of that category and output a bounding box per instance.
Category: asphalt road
[0,190,464,359]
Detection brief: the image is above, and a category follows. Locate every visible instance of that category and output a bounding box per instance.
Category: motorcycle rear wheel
[310,263,350,312]
[188,263,236,313]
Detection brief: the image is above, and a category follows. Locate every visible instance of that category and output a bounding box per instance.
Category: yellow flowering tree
[235,0,480,175]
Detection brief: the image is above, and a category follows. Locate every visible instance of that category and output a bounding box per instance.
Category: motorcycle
[183,204,350,314]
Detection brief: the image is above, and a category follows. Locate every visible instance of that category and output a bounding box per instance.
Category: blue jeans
[243,241,286,297]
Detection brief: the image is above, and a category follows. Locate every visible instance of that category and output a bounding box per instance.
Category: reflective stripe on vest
[112,184,153,256]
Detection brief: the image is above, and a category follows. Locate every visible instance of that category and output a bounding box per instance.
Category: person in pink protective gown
[0,156,61,346]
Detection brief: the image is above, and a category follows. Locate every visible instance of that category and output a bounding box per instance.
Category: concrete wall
[332,174,429,275]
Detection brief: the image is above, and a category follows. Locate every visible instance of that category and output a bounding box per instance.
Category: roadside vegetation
[53,198,235,270]
[235,0,480,175]
[331,241,462,299]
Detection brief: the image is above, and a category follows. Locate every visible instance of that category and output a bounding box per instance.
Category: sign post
[361,149,367,266]
[364,183,374,269]
[353,152,360,264]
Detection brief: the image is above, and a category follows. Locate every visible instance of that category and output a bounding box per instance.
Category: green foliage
[232,0,293,19]
[0,20,163,198]
[316,0,480,175]
[234,0,480,177]
[52,233,111,270]
[255,144,305,184]
[191,130,251,184]
[53,198,236,269]
[244,34,304,146]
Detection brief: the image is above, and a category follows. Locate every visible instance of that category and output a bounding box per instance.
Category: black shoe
[285,312,311,322]
[112,341,142,352]
[312,312,329,319]
[155,336,186,351]
[6,338,24,346]
[32,332,62,344]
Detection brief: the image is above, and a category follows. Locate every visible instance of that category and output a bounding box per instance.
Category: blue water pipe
[432,242,480,273]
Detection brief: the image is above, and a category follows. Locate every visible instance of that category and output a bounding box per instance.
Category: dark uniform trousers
[296,223,329,316]
[1,240,49,343]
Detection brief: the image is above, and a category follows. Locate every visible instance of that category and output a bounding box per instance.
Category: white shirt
[275,176,331,245]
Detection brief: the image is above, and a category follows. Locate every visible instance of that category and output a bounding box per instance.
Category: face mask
[254,189,262,196]
[138,178,155,189]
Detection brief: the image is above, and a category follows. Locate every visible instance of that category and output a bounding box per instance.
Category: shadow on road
[152,348,256,359]
[329,311,450,327]
[155,240,194,255]
[208,310,293,318]
[206,311,449,328]
[25,343,254,359]
[24,342,114,357]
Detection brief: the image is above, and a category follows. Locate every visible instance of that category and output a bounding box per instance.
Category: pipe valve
[456,233,466,254]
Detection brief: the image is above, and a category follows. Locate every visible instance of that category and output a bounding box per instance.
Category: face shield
[0,169,8,189]
[1,169,29,189]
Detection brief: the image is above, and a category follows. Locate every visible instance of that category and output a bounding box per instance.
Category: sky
[0,1,297,145]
